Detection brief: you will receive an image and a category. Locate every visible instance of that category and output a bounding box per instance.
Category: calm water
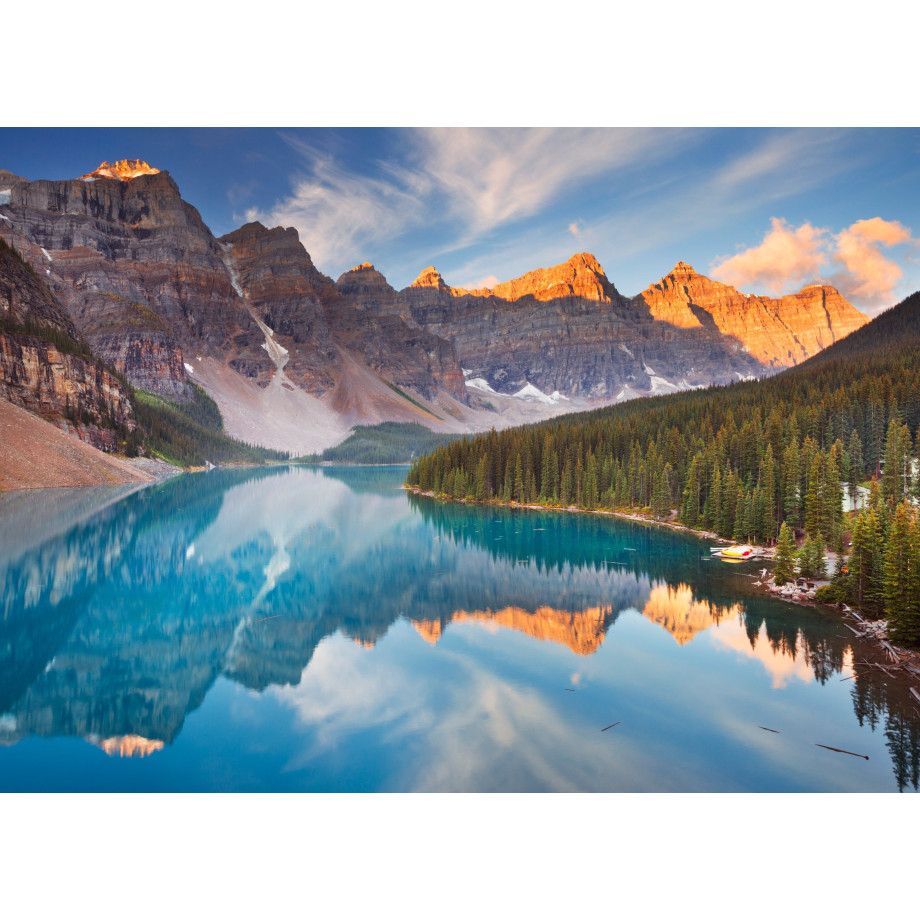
[1,465,918,792]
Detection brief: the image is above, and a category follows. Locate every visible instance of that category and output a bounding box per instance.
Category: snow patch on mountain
[512,383,568,405]
[466,377,499,395]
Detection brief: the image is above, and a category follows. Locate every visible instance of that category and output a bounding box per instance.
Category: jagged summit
[336,261,393,292]
[669,261,697,275]
[567,252,606,273]
[410,266,447,289]
[78,159,161,182]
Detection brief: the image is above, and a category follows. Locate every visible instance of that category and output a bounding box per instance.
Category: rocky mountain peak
[78,159,161,182]
[336,262,395,295]
[487,251,617,303]
[669,261,697,277]
[410,266,447,289]
[567,252,606,275]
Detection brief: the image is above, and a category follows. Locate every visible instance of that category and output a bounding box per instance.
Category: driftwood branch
[815,743,869,760]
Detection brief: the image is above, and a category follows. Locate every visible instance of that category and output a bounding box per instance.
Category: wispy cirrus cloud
[243,135,431,274]
[244,128,689,276]
[711,215,916,311]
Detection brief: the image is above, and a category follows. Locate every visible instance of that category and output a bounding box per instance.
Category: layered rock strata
[1,241,136,450]
[0,165,268,399]
[637,262,868,368]
[387,254,868,399]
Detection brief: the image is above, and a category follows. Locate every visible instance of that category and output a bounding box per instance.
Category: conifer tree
[847,428,864,503]
[774,522,797,585]
[882,503,920,646]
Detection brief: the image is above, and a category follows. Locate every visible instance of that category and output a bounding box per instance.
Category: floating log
[601,721,621,732]
[843,623,862,636]
[910,687,920,705]
[564,688,576,692]
[254,615,281,623]
[759,726,780,733]
[815,743,869,760]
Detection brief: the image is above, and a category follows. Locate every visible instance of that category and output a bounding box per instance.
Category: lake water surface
[1,465,918,792]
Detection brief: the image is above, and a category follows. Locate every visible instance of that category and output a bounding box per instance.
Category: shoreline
[402,485,731,541]
[404,486,920,700]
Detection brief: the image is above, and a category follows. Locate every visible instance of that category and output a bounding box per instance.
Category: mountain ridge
[0,160,870,455]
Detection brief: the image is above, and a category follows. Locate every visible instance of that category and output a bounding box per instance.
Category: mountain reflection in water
[0,465,918,791]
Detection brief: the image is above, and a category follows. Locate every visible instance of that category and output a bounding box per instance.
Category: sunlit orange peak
[79,159,161,181]
[93,734,165,758]
[415,605,611,655]
[641,583,740,645]
[410,266,446,288]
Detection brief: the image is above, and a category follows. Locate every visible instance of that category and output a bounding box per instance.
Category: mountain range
[0,159,868,459]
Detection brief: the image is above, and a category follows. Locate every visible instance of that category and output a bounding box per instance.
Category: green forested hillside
[407,291,920,645]
[302,422,465,464]
[133,385,286,467]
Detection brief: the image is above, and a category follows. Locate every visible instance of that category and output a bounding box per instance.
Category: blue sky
[1,127,917,313]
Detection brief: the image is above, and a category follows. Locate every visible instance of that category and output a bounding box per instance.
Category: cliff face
[334,262,467,402]
[396,253,767,399]
[637,262,869,368]
[220,222,340,395]
[0,334,134,450]
[0,165,269,399]
[385,254,870,400]
[0,241,135,450]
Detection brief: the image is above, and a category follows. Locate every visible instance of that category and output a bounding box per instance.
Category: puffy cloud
[712,216,916,310]
[710,218,829,294]
[461,274,499,291]
[568,221,582,237]
[832,217,913,307]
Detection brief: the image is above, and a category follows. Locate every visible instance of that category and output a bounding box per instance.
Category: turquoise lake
[1,464,918,792]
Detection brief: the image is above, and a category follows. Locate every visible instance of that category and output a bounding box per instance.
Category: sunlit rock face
[386,254,868,402]
[396,254,767,400]
[78,160,161,182]
[638,262,869,368]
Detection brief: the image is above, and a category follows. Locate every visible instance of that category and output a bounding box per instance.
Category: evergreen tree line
[299,422,466,464]
[407,292,920,644]
[132,384,287,467]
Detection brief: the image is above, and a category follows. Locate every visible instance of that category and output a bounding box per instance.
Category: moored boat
[717,544,761,559]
